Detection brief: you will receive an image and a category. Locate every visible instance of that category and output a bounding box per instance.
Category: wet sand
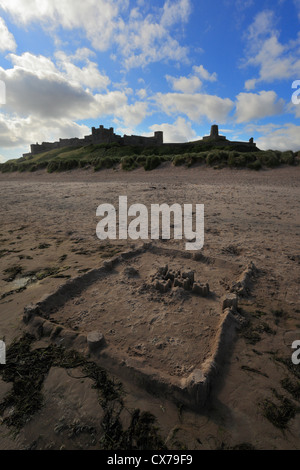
[0,164,299,450]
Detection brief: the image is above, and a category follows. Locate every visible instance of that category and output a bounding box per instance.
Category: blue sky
[0,0,300,162]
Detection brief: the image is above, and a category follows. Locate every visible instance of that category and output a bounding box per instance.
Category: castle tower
[210,125,219,138]
[154,131,163,145]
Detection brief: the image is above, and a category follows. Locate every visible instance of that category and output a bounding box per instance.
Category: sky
[0,0,300,162]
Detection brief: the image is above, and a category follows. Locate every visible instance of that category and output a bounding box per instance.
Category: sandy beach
[0,164,299,450]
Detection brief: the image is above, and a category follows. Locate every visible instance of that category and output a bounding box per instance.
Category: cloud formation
[156,92,234,123]
[0,0,123,51]
[0,50,148,148]
[243,10,300,89]
[255,123,300,151]
[0,112,90,148]
[0,2,299,158]
[235,90,285,123]
[166,65,217,93]
[0,17,16,52]
[149,117,197,143]
[0,0,192,69]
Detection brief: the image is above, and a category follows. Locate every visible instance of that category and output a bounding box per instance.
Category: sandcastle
[23,244,257,410]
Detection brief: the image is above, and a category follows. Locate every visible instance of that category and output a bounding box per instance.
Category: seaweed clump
[0,334,166,450]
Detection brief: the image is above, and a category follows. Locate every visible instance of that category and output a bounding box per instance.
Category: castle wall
[203,135,226,141]
[23,124,255,159]
[25,125,164,157]
[123,133,162,147]
[30,141,60,155]
[59,137,83,147]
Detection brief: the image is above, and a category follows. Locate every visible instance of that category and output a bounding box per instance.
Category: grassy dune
[0,141,298,173]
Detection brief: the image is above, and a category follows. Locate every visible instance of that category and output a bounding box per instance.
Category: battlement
[23,124,256,158]
[24,125,164,157]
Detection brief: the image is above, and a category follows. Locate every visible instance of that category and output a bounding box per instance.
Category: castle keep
[23,124,256,158]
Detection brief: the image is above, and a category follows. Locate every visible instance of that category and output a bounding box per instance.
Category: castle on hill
[23,124,256,157]
[23,125,164,157]
[201,124,255,148]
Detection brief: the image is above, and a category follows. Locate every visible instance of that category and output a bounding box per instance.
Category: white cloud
[246,10,276,44]
[0,112,90,148]
[255,123,300,151]
[0,0,192,69]
[235,90,285,123]
[166,74,202,93]
[8,52,57,76]
[244,78,257,91]
[0,0,125,51]
[117,2,191,70]
[0,101,147,152]
[136,88,147,99]
[247,36,300,83]
[289,99,300,118]
[69,47,97,61]
[149,117,197,143]
[0,17,17,52]
[156,92,234,123]
[0,52,126,122]
[113,101,148,128]
[0,51,148,147]
[161,0,191,27]
[8,50,110,91]
[166,65,217,93]
[192,65,217,82]
[54,51,110,90]
[0,88,146,147]
[243,10,300,88]
[0,64,95,120]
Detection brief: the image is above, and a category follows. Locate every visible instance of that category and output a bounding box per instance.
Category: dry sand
[0,163,299,450]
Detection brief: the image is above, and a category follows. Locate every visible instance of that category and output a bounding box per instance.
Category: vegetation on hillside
[0,141,298,173]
